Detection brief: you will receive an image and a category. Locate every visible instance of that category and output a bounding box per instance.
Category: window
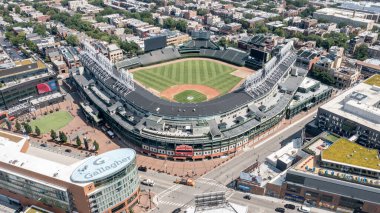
[321,195,333,202]
[286,185,301,193]
[305,191,319,198]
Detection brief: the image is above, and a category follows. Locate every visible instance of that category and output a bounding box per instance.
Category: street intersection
[139,111,332,213]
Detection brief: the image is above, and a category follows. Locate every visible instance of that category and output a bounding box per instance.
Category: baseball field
[133,58,245,103]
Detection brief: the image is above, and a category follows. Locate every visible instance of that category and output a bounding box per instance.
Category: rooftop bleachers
[115,57,141,70]
[245,45,297,99]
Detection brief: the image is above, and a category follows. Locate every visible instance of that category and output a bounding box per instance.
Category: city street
[139,110,333,213]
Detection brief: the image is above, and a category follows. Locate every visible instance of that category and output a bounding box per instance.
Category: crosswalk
[155,184,183,198]
[158,200,194,208]
[196,177,228,188]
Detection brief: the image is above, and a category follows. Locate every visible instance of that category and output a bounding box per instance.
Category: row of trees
[15,121,41,136]
[50,130,99,151]
[163,18,188,32]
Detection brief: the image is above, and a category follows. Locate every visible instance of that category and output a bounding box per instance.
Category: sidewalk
[133,190,156,213]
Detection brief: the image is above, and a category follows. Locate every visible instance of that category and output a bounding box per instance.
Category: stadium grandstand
[73,35,310,160]
[138,47,181,66]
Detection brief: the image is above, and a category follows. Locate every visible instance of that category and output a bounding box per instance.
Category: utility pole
[149,189,152,209]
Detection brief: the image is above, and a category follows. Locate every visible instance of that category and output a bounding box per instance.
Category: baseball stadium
[73,32,307,160]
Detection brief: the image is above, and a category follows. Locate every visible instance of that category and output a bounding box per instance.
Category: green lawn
[133,59,241,94]
[322,138,380,170]
[364,74,380,87]
[28,111,73,134]
[173,90,207,103]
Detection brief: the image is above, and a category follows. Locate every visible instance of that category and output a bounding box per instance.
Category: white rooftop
[320,81,380,132]
[0,131,86,186]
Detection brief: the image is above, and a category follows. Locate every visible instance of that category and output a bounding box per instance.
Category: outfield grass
[364,74,380,87]
[173,90,207,103]
[133,59,241,94]
[29,111,73,134]
[322,138,380,170]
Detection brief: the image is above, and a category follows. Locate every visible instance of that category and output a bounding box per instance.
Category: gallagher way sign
[71,148,136,183]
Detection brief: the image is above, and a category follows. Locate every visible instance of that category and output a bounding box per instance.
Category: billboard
[36,80,58,94]
[144,36,167,52]
[250,48,270,63]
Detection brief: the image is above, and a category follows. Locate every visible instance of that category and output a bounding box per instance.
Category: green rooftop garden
[364,74,380,87]
[322,138,380,171]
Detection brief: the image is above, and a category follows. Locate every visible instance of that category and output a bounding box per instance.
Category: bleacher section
[139,48,181,66]
[198,48,248,66]
[180,39,220,51]
[115,57,141,70]
[245,42,297,99]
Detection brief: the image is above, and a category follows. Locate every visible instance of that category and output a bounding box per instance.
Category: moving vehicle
[298,206,311,212]
[174,178,195,187]
[275,207,285,212]
[141,179,154,186]
[284,204,296,209]
[243,194,251,200]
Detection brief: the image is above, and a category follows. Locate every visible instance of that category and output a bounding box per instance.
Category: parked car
[243,195,251,200]
[65,149,72,153]
[141,179,154,186]
[172,208,181,213]
[40,143,47,147]
[107,130,115,139]
[298,206,311,212]
[275,207,285,212]
[284,204,296,209]
[138,166,147,172]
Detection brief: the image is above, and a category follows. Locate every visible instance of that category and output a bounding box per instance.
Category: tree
[15,5,21,14]
[321,39,334,51]
[274,28,285,37]
[254,23,268,34]
[93,140,99,151]
[65,35,79,46]
[50,129,57,140]
[354,44,369,61]
[311,70,335,86]
[196,9,208,16]
[33,24,47,36]
[15,121,21,131]
[23,123,32,134]
[175,20,188,32]
[26,40,38,52]
[218,37,228,47]
[59,131,67,143]
[76,136,82,147]
[35,126,41,136]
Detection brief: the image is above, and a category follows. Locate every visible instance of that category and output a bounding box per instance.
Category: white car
[298,206,311,212]
[141,179,155,186]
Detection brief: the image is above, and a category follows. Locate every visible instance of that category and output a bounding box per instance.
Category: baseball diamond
[74,38,305,161]
[132,58,242,96]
